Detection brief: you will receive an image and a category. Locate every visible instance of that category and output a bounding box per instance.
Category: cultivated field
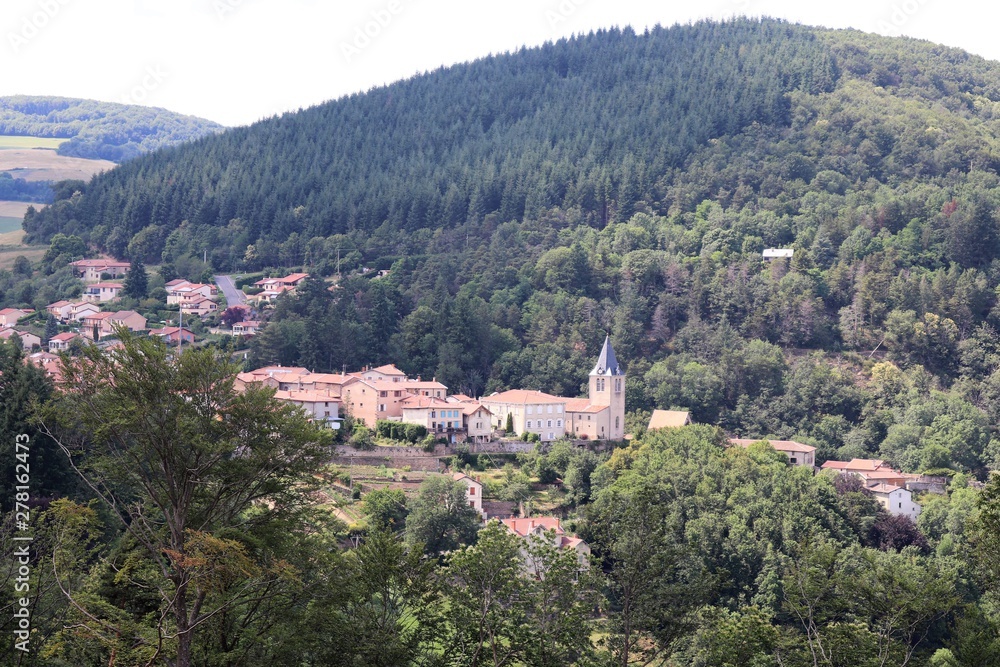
[0,200,42,218]
[0,237,45,269]
[0,148,114,182]
[0,135,65,150]
[0,216,21,233]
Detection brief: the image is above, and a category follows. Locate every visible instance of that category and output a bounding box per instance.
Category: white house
[763,248,794,260]
[452,472,486,520]
[867,483,921,521]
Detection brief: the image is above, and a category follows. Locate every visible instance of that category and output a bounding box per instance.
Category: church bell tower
[589,334,626,439]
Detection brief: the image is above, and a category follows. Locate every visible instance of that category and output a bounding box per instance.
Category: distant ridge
[0,95,224,163]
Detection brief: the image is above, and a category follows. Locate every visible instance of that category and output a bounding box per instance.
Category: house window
[899,502,902,508]
[379,404,386,411]
[547,405,553,414]
[547,420,552,428]
[615,378,622,392]
[556,419,563,427]
[380,391,387,397]
[548,432,554,440]
[470,501,475,508]
[615,416,620,430]
[556,405,562,413]
[469,487,475,496]
[526,421,532,428]
[431,411,436,418]
[790,458,797,464]
[527,406,533,415]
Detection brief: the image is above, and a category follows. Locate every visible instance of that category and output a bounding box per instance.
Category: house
[180,296,218,317]
[235,366,313,391]
[46,301,75,321]
[166,282,217,305]
[0,308,32,328]
[0,328,40,350]
[26,351,65,383]
[69,302,101,322]
[356,364,408,383]
[452,472,486,520]
[401,395,464,440]
[461,402,493,444]
[867,483,921,520]
[821,459,908,489]
[101,311,147,336]
[272,389,341,428]
[70,259,130,282]
[501,517,591,574]
[647,410,692,430]
[81,313,115,340]
[763,248,794,260]
[48,332,80,352]
[82,283,123,303]
[254,273,309,290]
[729,438,816,467]
[148,327,196,345]
[232,321,262,335]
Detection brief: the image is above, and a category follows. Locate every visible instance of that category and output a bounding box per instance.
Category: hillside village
[1,256,950,532]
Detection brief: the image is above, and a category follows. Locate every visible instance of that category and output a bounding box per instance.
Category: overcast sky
[2,0,998,127]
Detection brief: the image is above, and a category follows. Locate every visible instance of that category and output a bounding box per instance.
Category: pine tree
[44,314,58,344]
[123,259,149,299]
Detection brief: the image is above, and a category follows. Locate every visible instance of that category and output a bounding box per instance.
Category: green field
[0,216,22,233]
[0,135,65,150]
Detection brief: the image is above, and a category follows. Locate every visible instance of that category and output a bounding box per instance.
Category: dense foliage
[11,23,1000,463]
[0,95,223,162]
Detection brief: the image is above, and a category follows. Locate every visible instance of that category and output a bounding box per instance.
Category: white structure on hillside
[867,483,921,520]
[452,472,485,520]
[501,517,590,574]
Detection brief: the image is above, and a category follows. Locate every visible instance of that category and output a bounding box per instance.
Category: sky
[2,0,999,127]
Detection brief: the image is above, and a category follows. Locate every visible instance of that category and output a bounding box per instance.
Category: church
[481,335,626,442]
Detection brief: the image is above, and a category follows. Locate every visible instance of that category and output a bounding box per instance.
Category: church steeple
[590,334,624,377]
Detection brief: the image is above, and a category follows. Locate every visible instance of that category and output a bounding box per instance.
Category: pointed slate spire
[591,334,624,376]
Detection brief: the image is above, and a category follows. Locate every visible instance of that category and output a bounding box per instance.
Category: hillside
[17,18,1000,476]
[0,95,224,162]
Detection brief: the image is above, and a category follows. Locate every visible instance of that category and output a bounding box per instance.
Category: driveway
[214,275,247,307]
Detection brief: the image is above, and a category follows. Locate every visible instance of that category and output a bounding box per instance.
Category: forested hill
[0,95,223,162]
[20,18,1000,476]
[24,20,836,250]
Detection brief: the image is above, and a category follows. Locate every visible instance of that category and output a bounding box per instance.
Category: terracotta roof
[460,402,491,416]
[401,395,451,409]
[866,482,906,494]
[274,389,341,403]
[70,259,130,268]
[501,517,565,537]
[482,389,566,405]
[369,363,406,376]
[244,366,310,379]
[299,373,355,385]
[447,394,476,403]
[729,438,816,454]
[47,300,72,308]
[821,459,887,471]
[648,410,692,429]
[50,333,78,342]
[87,283,123,289]
[452,472,482,486]
[565,398,607,414]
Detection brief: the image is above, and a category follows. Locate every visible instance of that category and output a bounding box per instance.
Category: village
[0,256,950,563]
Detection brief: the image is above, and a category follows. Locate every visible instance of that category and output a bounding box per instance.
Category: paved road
[214,275,247,307]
